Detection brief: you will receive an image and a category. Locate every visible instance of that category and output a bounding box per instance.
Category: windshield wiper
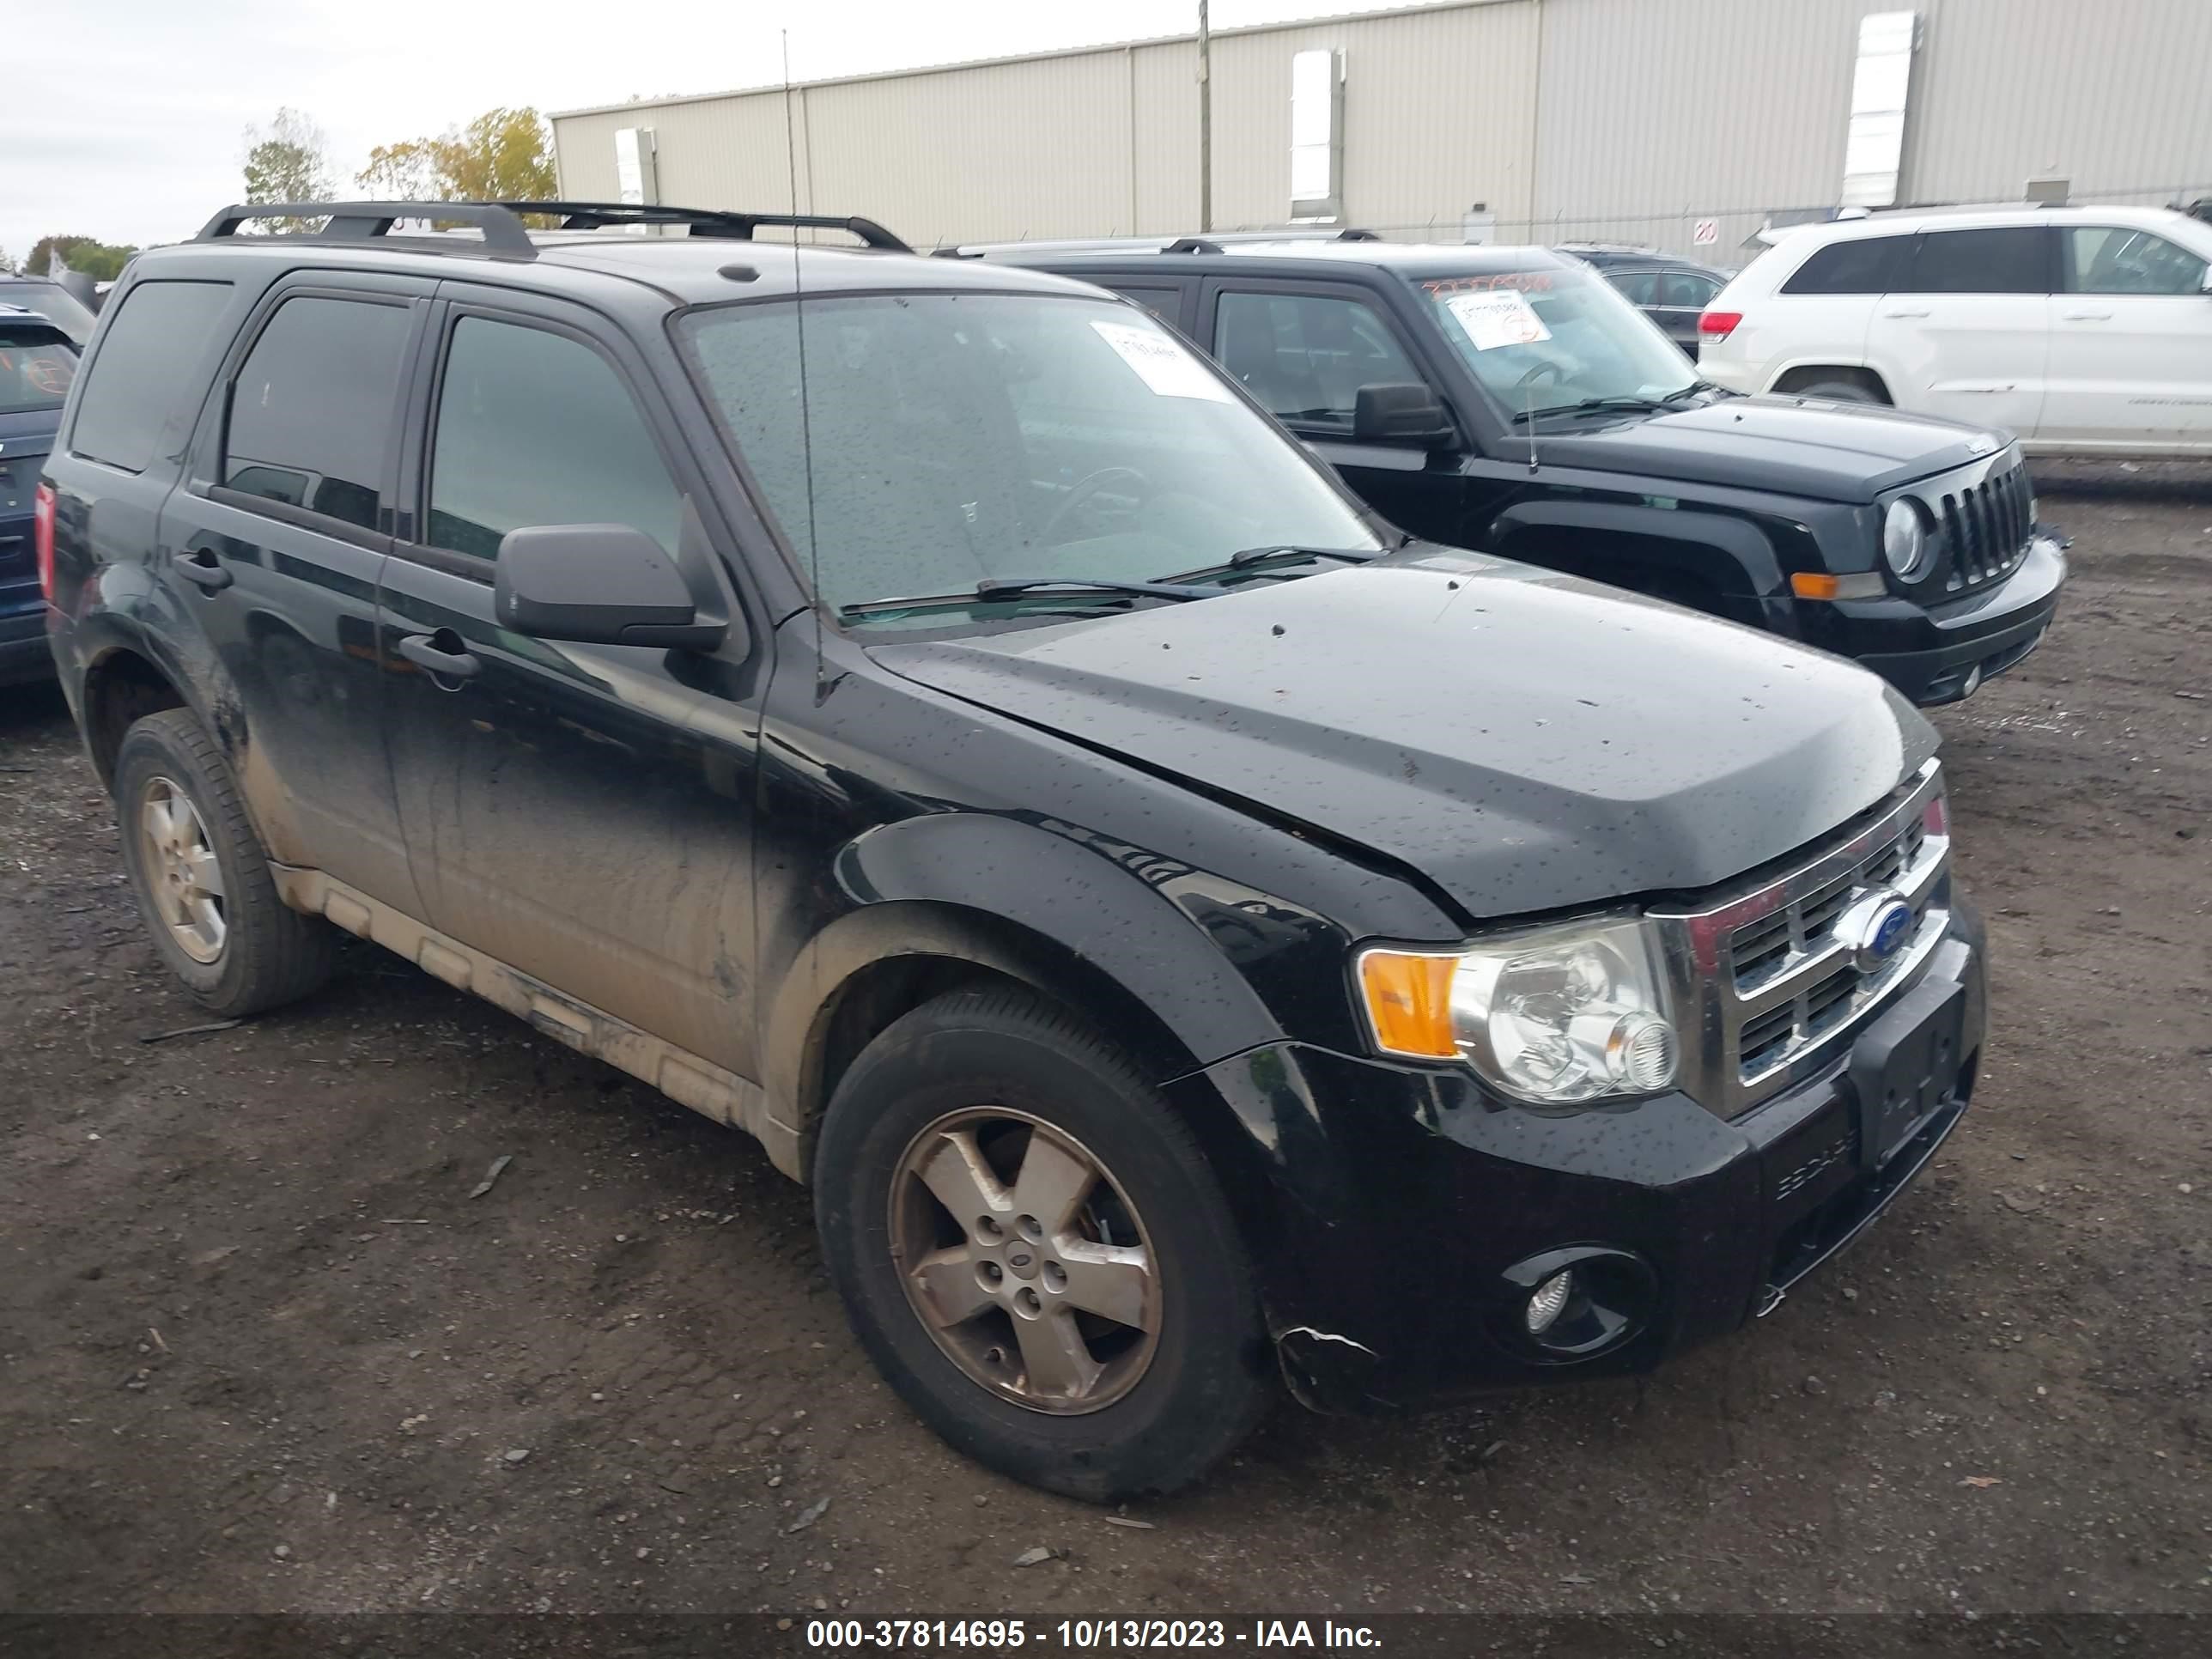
[1161,544,1382,583]
[837,575,1218,620]
[1661,380,1733,403]
[1510,395,1677,425]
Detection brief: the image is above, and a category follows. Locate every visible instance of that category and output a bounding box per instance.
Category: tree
[356,107,556,215]
[242,108,332,229]
[25,235,137,282]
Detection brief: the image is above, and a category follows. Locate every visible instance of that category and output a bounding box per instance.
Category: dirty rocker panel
[269,863,795,1176]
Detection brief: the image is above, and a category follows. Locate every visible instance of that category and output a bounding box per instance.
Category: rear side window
[1660,271,1720,308]
[70,280,234,473]
[1901,228,2052,294]
[1607,270,1660,306]
[1109,286,1184,328]
[223,296,413,532]
[1781,235,1911,295]
[427,317,681,562]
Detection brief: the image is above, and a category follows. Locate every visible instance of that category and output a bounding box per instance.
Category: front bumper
[1169,901,1985,1411]
[1806,536,2066,706]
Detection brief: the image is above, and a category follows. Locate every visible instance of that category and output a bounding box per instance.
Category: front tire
[813,988,1273,1499]
[114,708,336,1018]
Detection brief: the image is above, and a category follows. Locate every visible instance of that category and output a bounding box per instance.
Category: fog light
[1525,1269,1575,1334]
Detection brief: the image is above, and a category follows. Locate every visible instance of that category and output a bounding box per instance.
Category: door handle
[174,550,233,592]
[2061,310,2113,321]
[397,631,482,682]
[1882,307,1932,319]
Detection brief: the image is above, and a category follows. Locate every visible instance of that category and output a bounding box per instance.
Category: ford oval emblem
[1838,890,1916,973]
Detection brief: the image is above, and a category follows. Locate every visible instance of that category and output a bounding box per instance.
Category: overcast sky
[11,0,1398,263]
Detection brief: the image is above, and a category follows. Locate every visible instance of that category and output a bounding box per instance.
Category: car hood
[1538,395,2008,503]
[871,550,1937,922]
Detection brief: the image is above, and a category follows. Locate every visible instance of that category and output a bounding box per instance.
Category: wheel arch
[1488,498,1788,626]
[80,641,191,790]
[1770,362,1894,403]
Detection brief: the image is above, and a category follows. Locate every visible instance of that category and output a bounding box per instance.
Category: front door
[1863,226,2053,439]
[375,288,769,1081]
[2041,222,2212,453]
[159,276,429,908]
[1199,278,1468,544]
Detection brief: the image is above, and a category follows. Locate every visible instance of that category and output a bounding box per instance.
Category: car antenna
[1523,364,1540,476]
[781,28,830,702]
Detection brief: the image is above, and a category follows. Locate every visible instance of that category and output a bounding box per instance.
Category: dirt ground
[1,460,2206,1626]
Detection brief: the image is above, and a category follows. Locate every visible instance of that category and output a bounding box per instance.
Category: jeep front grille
[1936,461,2033,597]
[1653,761,1950,1119]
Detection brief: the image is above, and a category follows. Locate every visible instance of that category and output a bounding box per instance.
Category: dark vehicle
[0,275,101,345]
[1555,243,1733,349]
[43,201,1986,1498]
[2,305,78,685]
[981,235,2066,708]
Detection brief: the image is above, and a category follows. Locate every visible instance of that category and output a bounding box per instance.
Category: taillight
[33,482,57,601]
[1698,309,1743,341]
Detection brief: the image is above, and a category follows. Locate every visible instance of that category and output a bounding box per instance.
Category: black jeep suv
[40,201,1986,1498]
[976,234,2066,708]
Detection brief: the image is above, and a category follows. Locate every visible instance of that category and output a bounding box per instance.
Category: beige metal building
[550,0,2212,259]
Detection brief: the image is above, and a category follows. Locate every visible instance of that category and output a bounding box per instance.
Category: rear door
[157,275,428,904]
[376,284,770,1083]
[2042,223,2212,453]
[1863,226,2054,438]
[1198,277,1467,541]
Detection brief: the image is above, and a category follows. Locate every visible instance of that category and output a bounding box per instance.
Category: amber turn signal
[1356,950,1460,1059]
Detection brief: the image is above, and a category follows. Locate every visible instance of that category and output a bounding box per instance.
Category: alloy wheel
[889,1107,1160,1414]
[137,776,228,964]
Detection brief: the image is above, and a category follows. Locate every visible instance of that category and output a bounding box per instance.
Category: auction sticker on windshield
[1444,289,1552,351]
[1091,319,1233,400]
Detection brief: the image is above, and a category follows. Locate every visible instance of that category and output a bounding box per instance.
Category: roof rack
[195,201,912,258]
[934,227,1382,259]
[520,204,911,251]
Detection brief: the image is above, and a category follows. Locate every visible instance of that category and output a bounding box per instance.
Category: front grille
[1654,762,1951,1118]
[1936,461,2033,596]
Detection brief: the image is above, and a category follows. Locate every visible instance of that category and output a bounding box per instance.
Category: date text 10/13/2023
[804,1620,1382,1650]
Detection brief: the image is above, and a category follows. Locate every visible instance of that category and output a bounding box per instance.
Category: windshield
[1422,265,1697,421]
[0,326,77,416]
[679,293,1383,626]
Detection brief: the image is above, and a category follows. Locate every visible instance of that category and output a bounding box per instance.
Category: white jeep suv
[1698,204,2212,457]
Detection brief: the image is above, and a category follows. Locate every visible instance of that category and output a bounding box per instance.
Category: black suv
[41,201,1986,1498]
[978,235,2066,708]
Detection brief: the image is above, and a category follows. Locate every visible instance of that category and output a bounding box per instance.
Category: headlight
[1357,915,1679,1104]
[1882,498,1932,581]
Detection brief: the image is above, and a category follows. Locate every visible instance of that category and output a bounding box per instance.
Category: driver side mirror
[1352,383,1455,447]
[495,525,728,651]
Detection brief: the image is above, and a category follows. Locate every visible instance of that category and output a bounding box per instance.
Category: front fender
[1489,495,1799,634]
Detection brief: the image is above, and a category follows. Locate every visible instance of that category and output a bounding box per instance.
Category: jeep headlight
[1357,915,1679,1103]
[1882,498,1932,581]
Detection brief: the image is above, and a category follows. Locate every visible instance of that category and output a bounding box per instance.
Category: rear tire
[813,988,1273,1500]
[114,708,336,1018]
